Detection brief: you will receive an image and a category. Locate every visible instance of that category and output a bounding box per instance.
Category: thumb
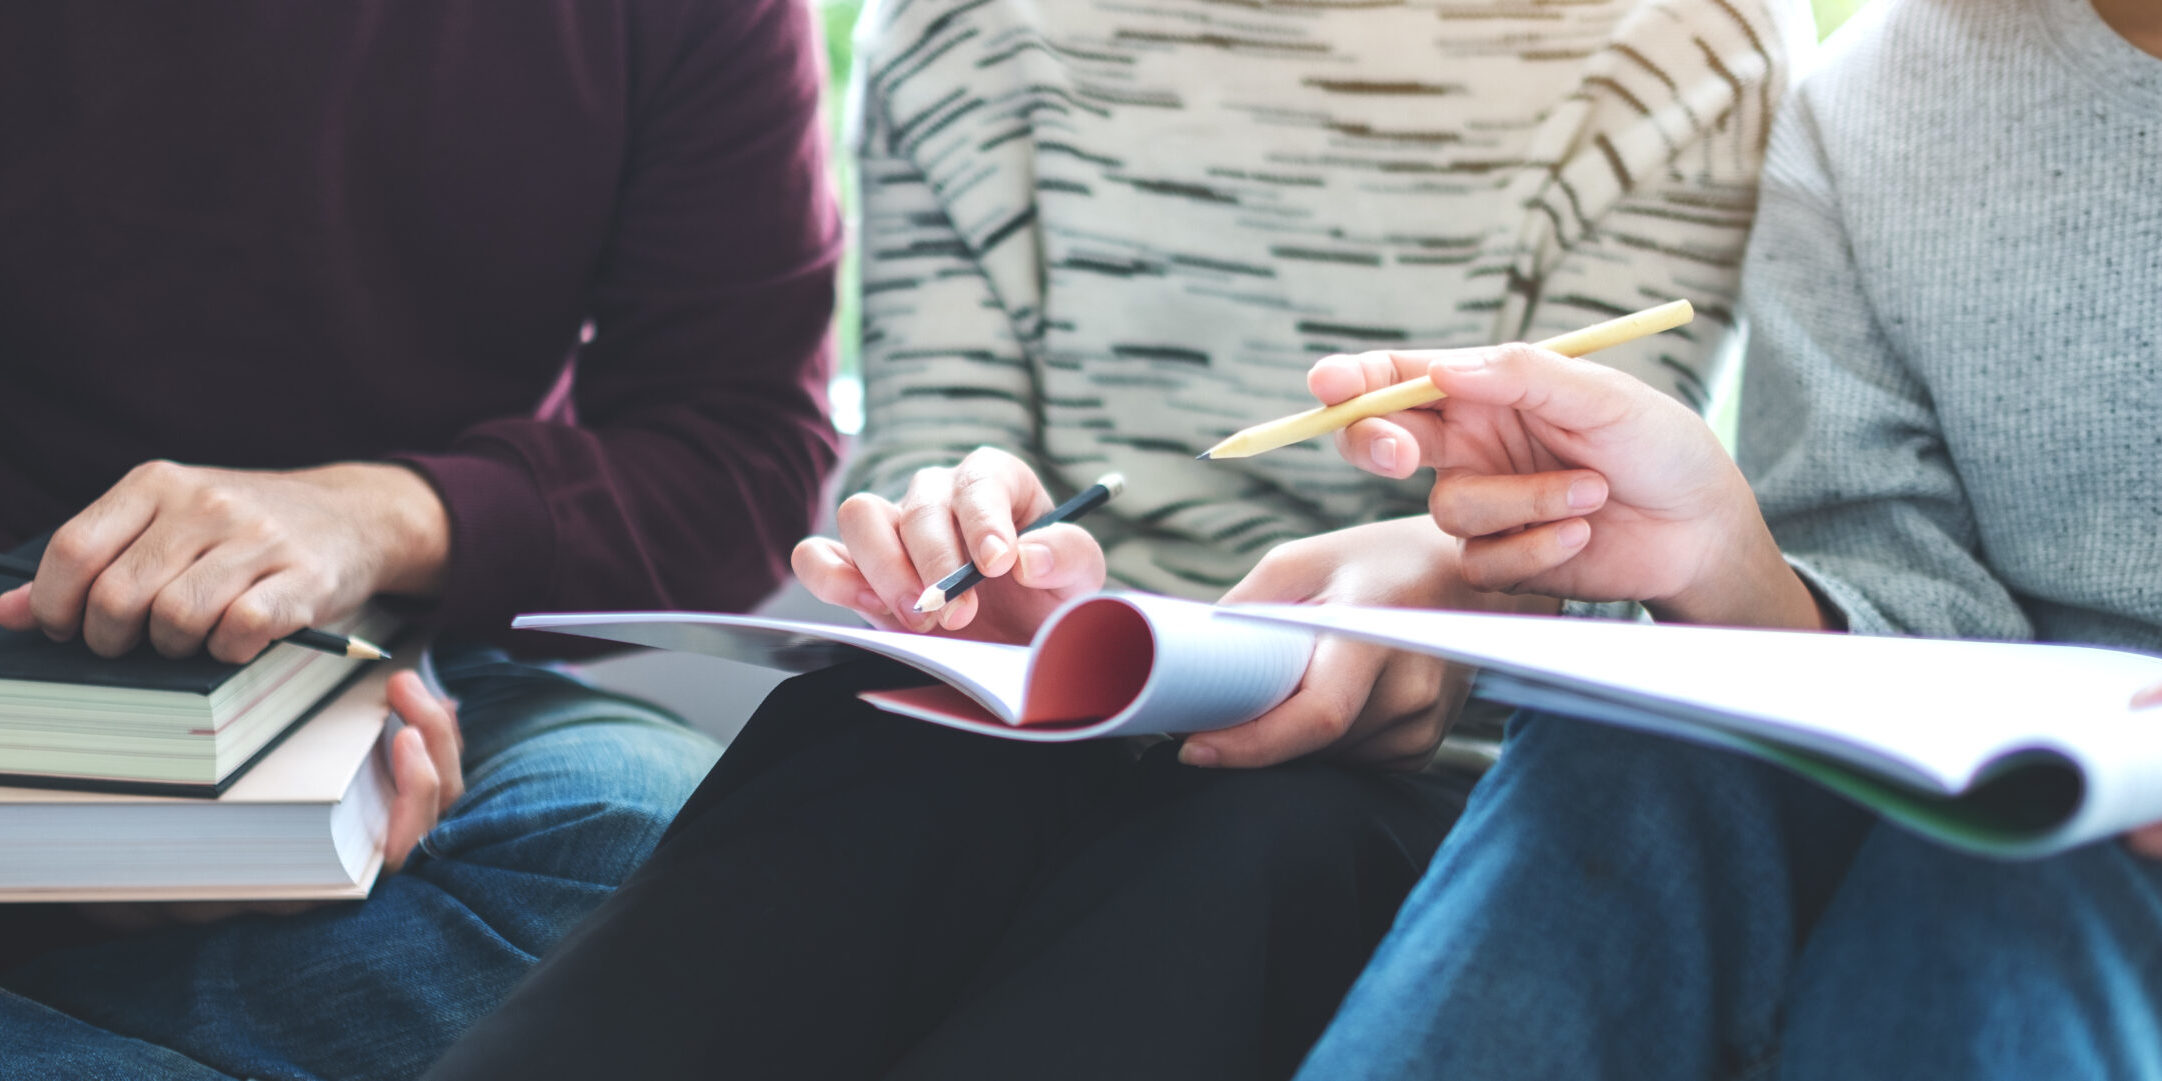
[381,725,440,875]
[1010,523,1107,594]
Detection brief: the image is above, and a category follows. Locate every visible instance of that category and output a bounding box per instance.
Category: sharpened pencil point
[1195,451,1212,460]
[913,586,946,615]
[348,638,392,662]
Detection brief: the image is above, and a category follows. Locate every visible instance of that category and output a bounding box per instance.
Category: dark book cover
[0,538,382,798]
[0,539,243,695]
[0,625,244,696]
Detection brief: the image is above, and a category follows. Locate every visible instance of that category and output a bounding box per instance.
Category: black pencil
[913,473,1126,614]
[0,553,389,661]
[280,627,394,661]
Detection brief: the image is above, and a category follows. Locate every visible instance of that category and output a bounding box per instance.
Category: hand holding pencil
[791,447,1117,645]
[1304,301,1794,623]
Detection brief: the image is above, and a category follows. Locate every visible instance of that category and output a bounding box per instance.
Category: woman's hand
[1312,343,1824,630]
[1181,517,1553,771]
[791,448,1107,645]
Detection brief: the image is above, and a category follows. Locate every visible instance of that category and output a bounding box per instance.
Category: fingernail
[1558,519,1591,548]
[1372,436,1400,474]
[1018,542,1053,582]
[1568,477,1605,510]
[1178,742,1220,768]
[1435,352,1487,373]
[979,534,1011,573]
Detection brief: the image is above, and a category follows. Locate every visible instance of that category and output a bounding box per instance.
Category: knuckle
[897,497,953,530]
[1427,485,1472,536]
[150,588,211,635]
[1492,341,1546,368]
[1305,697,1357,742]
[128,459,185,486]
[86,577,140,625]
[44,524,96,568]
[958,445,1019,476]
[900,466,955,504]
[239,514,285,548]
[1459,558,1510,594]
[223,596,279,639]
[192,485,239,520]
[1395,662,1445,712]
[835,492,892,531]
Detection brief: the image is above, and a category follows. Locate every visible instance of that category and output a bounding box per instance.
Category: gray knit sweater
[1736,0,2162,653]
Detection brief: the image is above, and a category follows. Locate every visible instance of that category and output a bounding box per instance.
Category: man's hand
[1310,344,1824,631]
[791,447,1107,645]
[381,667,465,874]
[1179,517,1553,771]
[0,461,449,663]
[75,668,464,929]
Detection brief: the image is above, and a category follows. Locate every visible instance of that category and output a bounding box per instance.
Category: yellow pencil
[1197,299,1695,460]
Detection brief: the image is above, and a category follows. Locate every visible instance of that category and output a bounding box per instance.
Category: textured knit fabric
[1737,0,2162,651]
[848,0,1813,597]
[0,1,841,638]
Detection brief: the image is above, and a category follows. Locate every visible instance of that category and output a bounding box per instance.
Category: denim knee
[1780,825,2162,1080]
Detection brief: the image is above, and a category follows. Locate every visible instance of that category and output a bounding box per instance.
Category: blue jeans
[0,641,721,1081]
[1297,713,2162,1081]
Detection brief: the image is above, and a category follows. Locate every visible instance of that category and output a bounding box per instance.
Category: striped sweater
[846,0,1813,598]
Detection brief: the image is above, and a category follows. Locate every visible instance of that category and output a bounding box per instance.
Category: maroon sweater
[0,1,842,639]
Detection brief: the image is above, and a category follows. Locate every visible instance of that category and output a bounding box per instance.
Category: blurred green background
[812,0,1869,428]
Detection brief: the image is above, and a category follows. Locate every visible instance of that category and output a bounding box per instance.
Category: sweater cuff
[1560,598,1651,623]
[386,449,556,636]
[1783,555,1897,637]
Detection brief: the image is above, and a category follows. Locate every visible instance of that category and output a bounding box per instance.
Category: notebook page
[1033,595,1311,736]
[512,612,1031,722]
[1224,606,2162,791]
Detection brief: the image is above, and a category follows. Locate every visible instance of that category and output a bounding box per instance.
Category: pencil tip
[1194,451,1212,461]
[913,587,945,615]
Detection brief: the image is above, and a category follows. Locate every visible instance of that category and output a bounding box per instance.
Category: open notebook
[516,593,1315,741]
[1224,606,2162,860]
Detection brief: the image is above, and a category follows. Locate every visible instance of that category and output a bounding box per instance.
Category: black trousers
[425,660,1472,1081]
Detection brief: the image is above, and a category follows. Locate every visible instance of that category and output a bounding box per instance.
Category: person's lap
[1777,821,2162,1080]
[0,641,721,1081]
[426,660,1472,1081]
[1298,712,2162,1081]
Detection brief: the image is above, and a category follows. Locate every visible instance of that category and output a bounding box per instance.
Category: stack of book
[0,608,405,901]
